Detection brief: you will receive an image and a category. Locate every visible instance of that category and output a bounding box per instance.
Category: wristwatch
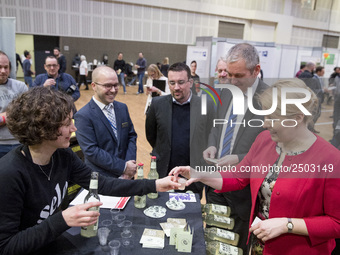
[286,218,294,233]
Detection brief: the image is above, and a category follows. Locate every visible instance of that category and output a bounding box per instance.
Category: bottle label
[212,204,228,214]
[218,243,239,255]
[88,206,99,231]
[214,215,231,224]
[138,168,144,177]
[216,229,235,240]
[151,162,156,169]
[89,180,98,189]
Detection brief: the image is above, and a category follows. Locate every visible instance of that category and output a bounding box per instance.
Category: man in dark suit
[203,43,269,253]
[74,66,137,179]
[146,62,215,196]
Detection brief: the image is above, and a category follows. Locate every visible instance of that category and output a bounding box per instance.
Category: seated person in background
[33,56,80,102]
[0,87,179,255]
[74,66,137,179]
[170,79,340,255]
[144,64,169,114]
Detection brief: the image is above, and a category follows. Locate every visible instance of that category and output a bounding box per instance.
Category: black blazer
[208,79,269,220]
[145,94,215,178]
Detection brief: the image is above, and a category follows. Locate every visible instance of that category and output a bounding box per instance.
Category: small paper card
[169,193,196,202]
[251,216,262,227]
[160,222,182,237]
[140,228,164,249]
[170,227,184,246]
[167,218,187,228]
[177,228,193,253]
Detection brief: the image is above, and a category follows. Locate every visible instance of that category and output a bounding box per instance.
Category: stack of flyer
[139,228,165,249]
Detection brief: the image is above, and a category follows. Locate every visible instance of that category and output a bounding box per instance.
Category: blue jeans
[24,76,33,88]
[119,73,126,92]
[138,73,144,93]
[0,144,20,158]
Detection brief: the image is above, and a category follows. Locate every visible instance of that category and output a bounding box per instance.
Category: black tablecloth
[41,192,206,255]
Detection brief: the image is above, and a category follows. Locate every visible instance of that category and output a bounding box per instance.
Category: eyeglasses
[169,80,189,86]
[45,64,58,68]
[94,82,119,90]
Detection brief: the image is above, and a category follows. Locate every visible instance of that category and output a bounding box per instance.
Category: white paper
[70,189,130,209]
[251,216,262,227]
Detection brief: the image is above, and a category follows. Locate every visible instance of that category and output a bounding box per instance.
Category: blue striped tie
[105,104,117,138]
[220,107,237,158]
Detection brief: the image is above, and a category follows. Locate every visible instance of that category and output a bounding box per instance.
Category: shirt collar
[172,91,192,105]
[92,96,113,111]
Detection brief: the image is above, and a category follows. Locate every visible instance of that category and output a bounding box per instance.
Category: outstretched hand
[156,176,181,192]
[168,166,199,186]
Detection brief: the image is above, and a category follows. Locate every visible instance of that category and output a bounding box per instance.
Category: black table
[42,192,206,255]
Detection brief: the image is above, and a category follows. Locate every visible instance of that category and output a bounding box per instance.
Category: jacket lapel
[90,99,118,143]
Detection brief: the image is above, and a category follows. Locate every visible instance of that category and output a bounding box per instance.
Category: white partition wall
[0,17,16,79]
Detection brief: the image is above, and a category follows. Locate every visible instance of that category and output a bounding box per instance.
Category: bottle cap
[151,156,156,159]
[138,163,144,166]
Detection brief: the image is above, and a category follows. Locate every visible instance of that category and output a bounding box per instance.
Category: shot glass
[121,231,133,247]
[110,208,120,220]
[115,214,126,227]
[101,219,113,228]
[120,220,132,234]
[178,178,187,190]
[97,227,110,246]
[109,240,121,255]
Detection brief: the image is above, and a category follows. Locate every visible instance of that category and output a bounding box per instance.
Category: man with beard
[74,66,137,179]
[146,62,215,197]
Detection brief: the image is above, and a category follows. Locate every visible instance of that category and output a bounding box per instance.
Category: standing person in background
[160,57,169,77]
[113,52,127,94]
[54,47,66,74]
[72,53,81,85]
[0,51,28,158]
[33,56,79,103]
[16,53,23,74]
[295,64,306,78]
[75,66,137,179]
[23,50,35,88]
[135,52,147,94]
[79,55,88,90]
[144,64,169,114]
[190,60,200,96]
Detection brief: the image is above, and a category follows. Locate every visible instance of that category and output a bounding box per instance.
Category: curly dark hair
[6,87,74,145]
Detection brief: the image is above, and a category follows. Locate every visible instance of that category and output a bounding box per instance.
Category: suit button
[276,191,280,195]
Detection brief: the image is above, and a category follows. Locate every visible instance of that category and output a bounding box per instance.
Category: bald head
[92,66,117,83]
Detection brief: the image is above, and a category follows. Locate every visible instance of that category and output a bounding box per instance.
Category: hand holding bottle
[62,201,103,227]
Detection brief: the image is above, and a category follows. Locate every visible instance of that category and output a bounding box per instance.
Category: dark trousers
[79,75,88,89]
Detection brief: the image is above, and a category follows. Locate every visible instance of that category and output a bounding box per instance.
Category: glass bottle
[147,156,159,199]
[204,227,239,246]
[206,241,243,255]
[81,172,100,238]
[134,163,146,208]
[201,203,231,217]
[202,213,235,230]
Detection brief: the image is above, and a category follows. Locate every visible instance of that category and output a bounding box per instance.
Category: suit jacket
[74,99,137,178]
[208,79,269,221]
[145,94,215,178]
[218,131,340,255]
